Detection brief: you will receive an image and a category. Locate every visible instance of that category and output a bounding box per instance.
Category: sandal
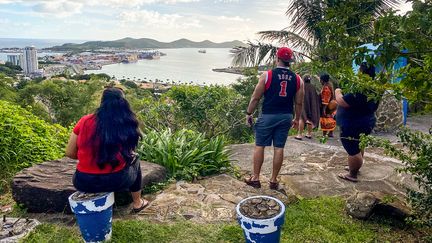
[305,135,312,139]
[244,177,261,188]
[337,173,358,183]
[344,166,361,174]
[131,199,149,214]
[294,136,303,141]
[269,181,279,190]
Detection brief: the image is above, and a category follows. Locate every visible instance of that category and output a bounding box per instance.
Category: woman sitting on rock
[65,87,148,213]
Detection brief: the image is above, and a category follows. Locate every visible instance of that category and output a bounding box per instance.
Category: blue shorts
[340,125,374,156]
[254,113,293,148]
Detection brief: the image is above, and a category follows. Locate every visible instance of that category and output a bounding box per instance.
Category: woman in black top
[335,63,379,182]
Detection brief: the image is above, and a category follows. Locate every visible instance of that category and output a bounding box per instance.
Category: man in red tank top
[244,47,304,190]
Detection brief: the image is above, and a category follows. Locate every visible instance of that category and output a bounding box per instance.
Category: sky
[0,0,413,43]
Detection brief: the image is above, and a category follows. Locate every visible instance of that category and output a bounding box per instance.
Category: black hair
[359,62,376,79]
[303,75,311,83]
[94,88,142,170]
[278,58,291,67]
[320,74,330,83]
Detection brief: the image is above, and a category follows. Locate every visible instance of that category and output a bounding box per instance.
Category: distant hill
[47,37,246,51]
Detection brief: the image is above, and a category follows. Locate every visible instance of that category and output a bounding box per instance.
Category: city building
[21,46,38,75]
[7,54,21,66]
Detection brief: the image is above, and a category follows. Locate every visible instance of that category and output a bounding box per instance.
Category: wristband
[245,111,252,115]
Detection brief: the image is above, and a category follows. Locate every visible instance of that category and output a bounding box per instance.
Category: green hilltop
[47,37,246,51]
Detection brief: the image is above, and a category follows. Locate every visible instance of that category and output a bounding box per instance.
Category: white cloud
[0,0,199,6]
[119,9,201,29]
[0,18,9,24]
[0,0,201,17]
[32,1,83,17]
[217,15,250,22]
[214,0,239,2]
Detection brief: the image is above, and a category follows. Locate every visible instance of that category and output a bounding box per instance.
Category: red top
[73,114,126,174]
[321,85,333,105]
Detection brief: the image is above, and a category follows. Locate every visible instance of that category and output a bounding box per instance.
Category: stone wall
[375,92,403,132]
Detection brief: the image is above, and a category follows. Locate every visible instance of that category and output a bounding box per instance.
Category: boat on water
[198,49,206,54]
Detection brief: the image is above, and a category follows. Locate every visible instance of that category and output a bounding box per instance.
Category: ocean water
[86,48,241,85]
[0,41,242,85]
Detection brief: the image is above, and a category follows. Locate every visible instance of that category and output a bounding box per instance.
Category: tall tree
[232,0,403,67]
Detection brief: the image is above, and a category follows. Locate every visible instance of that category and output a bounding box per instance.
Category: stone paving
[12,115,430,224]
[135,174,297,223]
[132,135,415,223]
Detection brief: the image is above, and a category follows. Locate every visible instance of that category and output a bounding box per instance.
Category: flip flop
[132,199,149,214]
[294,136,302,141]
[338,173,358,183]
[344,166,361,174]
[244,177,261,188]
[269,181,279,190]
[305,135,312,139]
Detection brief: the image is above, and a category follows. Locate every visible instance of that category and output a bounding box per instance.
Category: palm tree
[232,0,403,66]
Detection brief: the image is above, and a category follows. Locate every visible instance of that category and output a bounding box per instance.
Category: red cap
[277,47,294,62]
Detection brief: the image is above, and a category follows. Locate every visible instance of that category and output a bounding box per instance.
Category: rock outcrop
[346,192,378,219]
[346,191,410,220]
[375,92,404,132]
[12,158,167,213]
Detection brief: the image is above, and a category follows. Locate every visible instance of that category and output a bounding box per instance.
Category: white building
[7,54,21,66]
[21,46,38,75]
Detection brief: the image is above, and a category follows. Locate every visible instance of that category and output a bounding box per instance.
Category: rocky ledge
[12,158,167,213]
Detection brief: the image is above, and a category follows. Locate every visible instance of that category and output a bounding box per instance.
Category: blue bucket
[69,192,115,243]
[236,196,286,243]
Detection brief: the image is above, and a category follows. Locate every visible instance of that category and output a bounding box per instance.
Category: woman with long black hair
[66,87,148,213]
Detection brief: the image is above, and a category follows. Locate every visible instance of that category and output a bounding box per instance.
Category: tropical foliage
[231,0,403,67]
[138,129,232,181]
[137,84,253,143]
[0,100,68,193]
[18,79,105,126]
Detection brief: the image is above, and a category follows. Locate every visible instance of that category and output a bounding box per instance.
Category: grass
[22,197,431,243]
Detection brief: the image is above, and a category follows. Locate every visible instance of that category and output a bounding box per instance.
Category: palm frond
[286,0,404,43]
[230,41,307,67]
[286,0,325,44]
[258,30,315,53]
[370,0,404,16]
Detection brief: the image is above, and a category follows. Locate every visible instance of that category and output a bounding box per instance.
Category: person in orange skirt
[319,74,336,137]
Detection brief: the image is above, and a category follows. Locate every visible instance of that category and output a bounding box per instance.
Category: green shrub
[361,128,432,226]
[138,129,232,181]
[0,100,68,193]
[135,85,253,144]
[18,79,103,126]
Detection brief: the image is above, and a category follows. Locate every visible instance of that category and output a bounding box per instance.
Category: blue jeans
[254,113,293,148]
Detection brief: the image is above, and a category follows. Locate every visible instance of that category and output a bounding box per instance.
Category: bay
[85,48,241,86]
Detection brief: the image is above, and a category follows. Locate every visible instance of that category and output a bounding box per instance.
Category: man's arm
[335,88,350,108]
[246,73,266,115]
[245,73,266,126]
[293,76,305,127]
